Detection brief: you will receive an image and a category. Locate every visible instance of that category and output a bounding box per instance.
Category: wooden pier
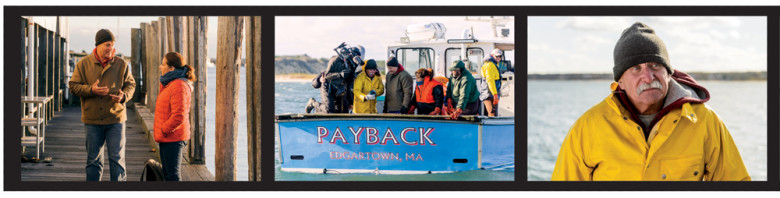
[20,105,213,181]
[19,16,261,182]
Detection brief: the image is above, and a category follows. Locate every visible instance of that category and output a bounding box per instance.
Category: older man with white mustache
[552,22,749,181]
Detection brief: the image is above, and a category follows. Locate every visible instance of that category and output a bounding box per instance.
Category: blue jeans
[85,122,126,181]
[159,141,186,181]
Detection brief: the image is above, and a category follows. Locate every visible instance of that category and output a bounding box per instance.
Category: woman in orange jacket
[154,52,195,181]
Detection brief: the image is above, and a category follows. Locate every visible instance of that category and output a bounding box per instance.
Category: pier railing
[21,17,68,124]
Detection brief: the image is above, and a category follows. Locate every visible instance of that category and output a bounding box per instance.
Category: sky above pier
[29,16,222,59]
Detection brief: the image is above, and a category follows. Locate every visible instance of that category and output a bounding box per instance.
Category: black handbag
[140,158,164,181]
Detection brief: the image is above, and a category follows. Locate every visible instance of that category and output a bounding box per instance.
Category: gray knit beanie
[613,22,673,82]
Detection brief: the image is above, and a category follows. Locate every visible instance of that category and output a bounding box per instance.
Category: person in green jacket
[445,60,480,119]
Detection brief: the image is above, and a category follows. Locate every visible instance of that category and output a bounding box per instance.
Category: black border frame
[3,5,777,191]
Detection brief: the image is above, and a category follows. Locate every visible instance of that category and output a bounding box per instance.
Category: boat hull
[276,115,514,174]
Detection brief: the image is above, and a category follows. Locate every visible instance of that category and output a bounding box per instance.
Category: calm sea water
[273,81,515,181]
[527,80,767,181]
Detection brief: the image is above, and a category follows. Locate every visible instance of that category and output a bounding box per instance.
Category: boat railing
[275,113,514,124]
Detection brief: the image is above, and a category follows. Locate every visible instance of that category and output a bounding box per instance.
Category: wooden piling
[57,36,65,111]
[145,20,161,112]
[131,28,143,103]
[161,17,167,55]
[174,16,183,54]
[52,19,59,112]
[55,17,64,111]
[20,18,26,117]
[186,16,194,75]
[54,18,60,112]
[180,16,188,63]
[143,22,151,106]
[215,16,244,181]
[139,23,149,105]
[53,33,60,112]
[188,16,208,164]
[166,16,175,53]
[244,16,262,181]
[45,28,54,121]
[35,25,47,122]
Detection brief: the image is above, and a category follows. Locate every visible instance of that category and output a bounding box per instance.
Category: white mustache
[636,80,662,95]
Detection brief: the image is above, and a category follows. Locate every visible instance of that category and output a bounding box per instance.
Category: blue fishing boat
[276,17,515,174]
[276,114,514,174]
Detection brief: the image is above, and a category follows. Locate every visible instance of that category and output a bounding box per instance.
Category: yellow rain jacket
[353,71,384,114]
[480,59,501,96]
[552,71,750,181]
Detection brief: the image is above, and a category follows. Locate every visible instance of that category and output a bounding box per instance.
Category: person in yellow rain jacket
[353,59,384,114]
[552,22,750,181]
[478,49,503,117]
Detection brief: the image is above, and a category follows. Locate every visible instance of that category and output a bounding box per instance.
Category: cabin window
[444,48,483,78]
[393,48,434,75]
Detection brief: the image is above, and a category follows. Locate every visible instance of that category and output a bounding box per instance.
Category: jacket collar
[160,66,189,86]
[609,69,709,131]
[358,71,379,81]
[91,48,116,68]
[486,57,498,65]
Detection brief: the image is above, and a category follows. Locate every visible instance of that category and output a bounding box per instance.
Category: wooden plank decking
[21,104,214,181]
[134,103,215,181]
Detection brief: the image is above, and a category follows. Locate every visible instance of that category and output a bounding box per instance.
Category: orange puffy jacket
[153,79,192,143]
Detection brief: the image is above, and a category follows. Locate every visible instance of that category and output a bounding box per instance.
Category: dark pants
[159,141,186,181]
[312,95,349,113]
[462,99,480,115]
[85,123,126,181]
[415,102,438,115]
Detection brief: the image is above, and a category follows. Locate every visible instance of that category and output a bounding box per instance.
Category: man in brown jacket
[68,29,135,181]
[383,56,413,114]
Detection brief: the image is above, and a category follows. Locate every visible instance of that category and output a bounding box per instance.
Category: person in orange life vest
[408,68,444,115]
[153,52,195,181]
[433,76,450,115]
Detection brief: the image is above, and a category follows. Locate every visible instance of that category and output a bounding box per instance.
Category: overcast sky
[528,16,767,74]
[29,16,221,59]
[26,16,764,73]
[31,16,515,62]
[275,16,514,61]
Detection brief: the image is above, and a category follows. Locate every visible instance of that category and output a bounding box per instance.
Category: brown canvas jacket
[69,53,135,124]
